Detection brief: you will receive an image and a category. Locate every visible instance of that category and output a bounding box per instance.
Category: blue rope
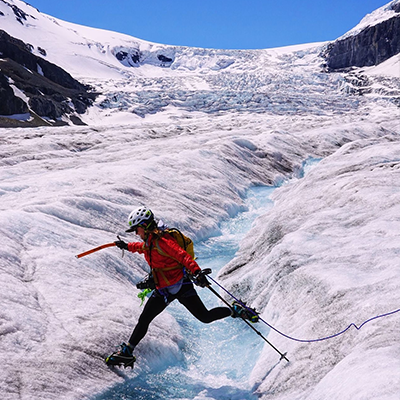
[208,276,400,343]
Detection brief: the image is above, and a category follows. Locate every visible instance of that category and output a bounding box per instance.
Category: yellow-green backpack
[156,228,195,259]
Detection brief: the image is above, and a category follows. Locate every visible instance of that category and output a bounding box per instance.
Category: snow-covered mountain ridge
[340,0,400,39]
[0,0,399,126]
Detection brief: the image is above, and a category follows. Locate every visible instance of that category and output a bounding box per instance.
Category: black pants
[129,280,231,348]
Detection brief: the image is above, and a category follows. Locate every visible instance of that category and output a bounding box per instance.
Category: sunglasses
[133,224,146,233]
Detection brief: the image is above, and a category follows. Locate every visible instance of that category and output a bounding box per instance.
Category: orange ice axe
[75,242,117,258]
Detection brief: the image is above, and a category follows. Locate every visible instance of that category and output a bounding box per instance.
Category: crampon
[105,343,136,369]
[231,300,259,323]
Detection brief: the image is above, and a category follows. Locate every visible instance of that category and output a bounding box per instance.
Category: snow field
[1,112,398,399]
[219,133,400,399]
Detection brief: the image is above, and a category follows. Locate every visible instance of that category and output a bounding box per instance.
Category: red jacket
[127,232,200,289]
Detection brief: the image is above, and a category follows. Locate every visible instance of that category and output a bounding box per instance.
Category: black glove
[136,274,156,290]
[114,240,128,250]
[193,269,210,288]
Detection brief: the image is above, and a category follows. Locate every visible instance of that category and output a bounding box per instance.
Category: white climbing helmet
[126,206,155,232]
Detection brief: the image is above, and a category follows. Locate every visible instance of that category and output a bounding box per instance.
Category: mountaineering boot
[231,301,259,323]
[105,343,136,368]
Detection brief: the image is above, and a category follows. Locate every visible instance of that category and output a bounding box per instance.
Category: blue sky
[30,0,390,49]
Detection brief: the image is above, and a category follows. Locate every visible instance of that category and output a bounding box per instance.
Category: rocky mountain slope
[326,0,400,69]
[0,29,96,127]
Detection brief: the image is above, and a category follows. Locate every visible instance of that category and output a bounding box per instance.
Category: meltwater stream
[94,186,276,400]
[94,159,321,400]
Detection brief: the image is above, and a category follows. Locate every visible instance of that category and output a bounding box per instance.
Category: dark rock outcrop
[0,30,98,127]
[0,73,28,115]
[393,2,400,13]
[326,10,400,70]
[115,49,141,65]
[158,54,173,64]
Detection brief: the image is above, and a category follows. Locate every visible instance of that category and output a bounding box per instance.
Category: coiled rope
[208,275,400,343]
